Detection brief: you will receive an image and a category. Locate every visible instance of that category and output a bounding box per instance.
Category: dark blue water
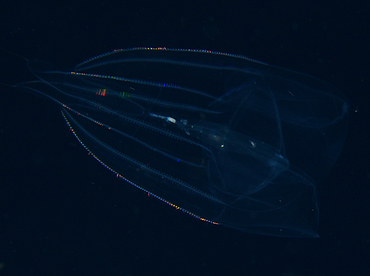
[0,1,368,275]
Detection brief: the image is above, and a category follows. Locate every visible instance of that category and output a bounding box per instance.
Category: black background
[0,0,369,275]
